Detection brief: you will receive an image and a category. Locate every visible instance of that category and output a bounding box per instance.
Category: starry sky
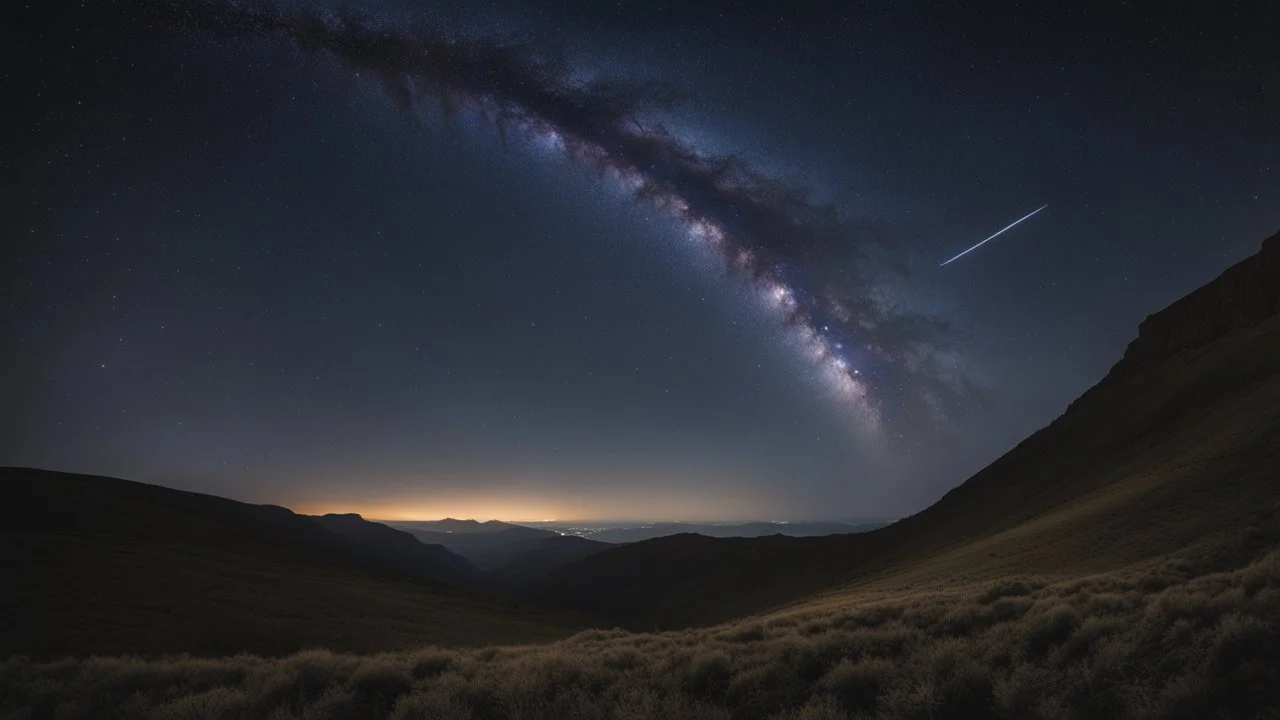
[3,0,1277,521]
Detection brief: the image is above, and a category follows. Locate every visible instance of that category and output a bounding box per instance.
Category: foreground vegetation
[5,530,1277,720]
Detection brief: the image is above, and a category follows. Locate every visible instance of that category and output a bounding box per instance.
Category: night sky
[3,1,1277,521]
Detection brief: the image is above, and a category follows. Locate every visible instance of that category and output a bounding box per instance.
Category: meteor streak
[940,204,1048,267]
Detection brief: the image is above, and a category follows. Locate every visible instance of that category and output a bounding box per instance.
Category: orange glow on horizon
[296,503,579,523]
[289,487,775,524]
[281,468,784,523]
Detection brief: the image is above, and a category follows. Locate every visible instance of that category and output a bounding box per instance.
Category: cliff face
[1111,232,1280,376]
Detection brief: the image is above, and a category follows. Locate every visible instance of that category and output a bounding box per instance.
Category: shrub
[1025,604,1082,657]
[816,657,890,714]
[979,578,1040,604]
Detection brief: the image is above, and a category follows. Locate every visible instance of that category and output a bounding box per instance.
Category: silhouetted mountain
[554,520,888,544]
[308,512,479,585]
[389,517,609,568]
[399,518,523,534]
[0,468,591,657]
[529,231,1280,629]
[385,519,877,574]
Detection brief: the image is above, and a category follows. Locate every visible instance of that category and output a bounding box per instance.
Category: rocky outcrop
[1110,232,1280,377]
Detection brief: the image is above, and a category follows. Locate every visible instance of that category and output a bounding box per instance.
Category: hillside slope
[532,231,1280,628]
[0,469,591,658]
[488,534,618,587]
[390,522,613,577]
[308,512,480,585]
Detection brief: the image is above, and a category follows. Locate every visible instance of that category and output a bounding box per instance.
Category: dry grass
[5,532,1277,720]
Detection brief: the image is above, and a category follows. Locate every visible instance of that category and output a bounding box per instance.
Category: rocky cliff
[1112,231,1280,376]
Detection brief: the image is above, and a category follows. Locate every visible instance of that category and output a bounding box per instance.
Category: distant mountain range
[384,520,617,584]
[379,519,890,578]
[307,512,480,585]
[523,520,892,544]
[401,518,524,534]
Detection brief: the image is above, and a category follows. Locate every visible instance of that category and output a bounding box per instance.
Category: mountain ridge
[307,512,480,586]
[0,467,592,657]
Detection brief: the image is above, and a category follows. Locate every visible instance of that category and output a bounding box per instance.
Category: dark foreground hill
[0,469,590,657]
[529,231,1280,628]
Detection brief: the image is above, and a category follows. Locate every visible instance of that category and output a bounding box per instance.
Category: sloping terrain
[391,522,613,576]
[6,529,1278,719]
[487,534,619,587]
[0,469,591,658]
[530,231,1280,628]
[308,513,480,586]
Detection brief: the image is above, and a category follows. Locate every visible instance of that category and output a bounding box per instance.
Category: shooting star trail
[940,204,1048,267]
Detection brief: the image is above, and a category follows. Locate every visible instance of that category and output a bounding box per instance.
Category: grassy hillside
[4,534,1276,719]
[0,469,591,658]
[530,233,1280,628]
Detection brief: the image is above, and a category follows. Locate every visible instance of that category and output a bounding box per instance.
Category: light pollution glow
[295,492,776,523]
[285,470,783,522]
